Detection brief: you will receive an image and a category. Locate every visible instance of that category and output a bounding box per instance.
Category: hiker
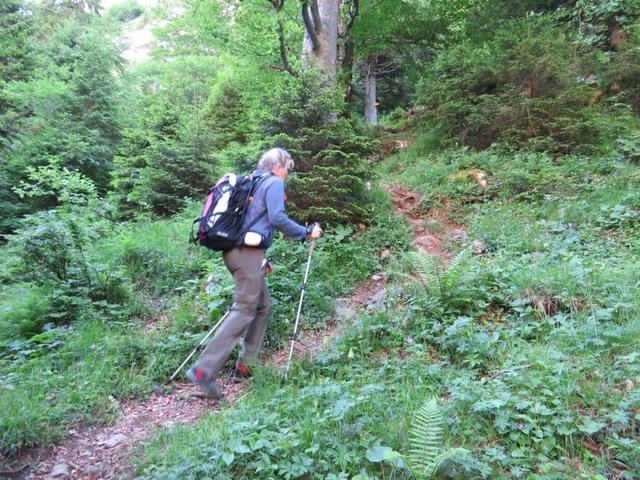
[186,147,323,399]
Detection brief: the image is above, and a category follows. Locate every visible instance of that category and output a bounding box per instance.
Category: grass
[2,141,638,477]
[0,194,400,459]
[135,142,640,479]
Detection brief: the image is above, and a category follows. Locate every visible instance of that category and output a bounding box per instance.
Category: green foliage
[606,27,640,115]
[104,0,144,23]
[8,19,124,185]
[408,399,469,479]
[285,119,377,225]
[366,398,470,479]
[416,15,618,153]
[0,0,35,84]
[203,77,251,151]
[249,71,377,225]
[14,164,99,206]
[1,12,125,231]
[5,210,130,327]
[617,129,640,164]
[404,248,476,315]
[1,169,133,333]
[109,215,208,296]
[378,143,640,478]
[0,0,35,226]
[4,0,640,474]
[112,104,216,215]
[559,0,640,48]
[0,191,390,456]
[0,284,52,340]
[0,319,189,455]
[111,58,220,216]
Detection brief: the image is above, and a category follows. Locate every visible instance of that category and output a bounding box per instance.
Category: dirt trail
[21,381,240,479]
[385,183,465,259]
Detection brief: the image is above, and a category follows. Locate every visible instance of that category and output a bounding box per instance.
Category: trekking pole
[168,308,232,383]
[284,239,316,382]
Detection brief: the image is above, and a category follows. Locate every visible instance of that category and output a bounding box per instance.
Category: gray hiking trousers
[194,247,272,379]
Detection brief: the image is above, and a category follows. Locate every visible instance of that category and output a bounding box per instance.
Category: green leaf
[366,445,393,462]
[578,418,606,434]
[557,425,576,436]
[511,448,527,458]
[383,450,406,469]
[222,451,234,466]
[229,438,251,453]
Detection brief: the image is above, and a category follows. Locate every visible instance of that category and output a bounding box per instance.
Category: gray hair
[257,148,295,172]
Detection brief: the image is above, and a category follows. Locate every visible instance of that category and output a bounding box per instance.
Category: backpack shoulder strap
[250,172,273,194]
[242,173,274,230]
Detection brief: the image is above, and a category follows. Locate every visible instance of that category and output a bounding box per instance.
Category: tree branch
[310,0,321,34]
[277,17,292,73]
[346,0,359,32]
[301,2,320,51]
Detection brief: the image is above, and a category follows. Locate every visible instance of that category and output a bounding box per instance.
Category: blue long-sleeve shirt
[240,170,307,248]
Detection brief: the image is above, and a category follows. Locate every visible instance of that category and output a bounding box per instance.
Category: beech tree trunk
[301,0,339,86]
[364,70,377,125]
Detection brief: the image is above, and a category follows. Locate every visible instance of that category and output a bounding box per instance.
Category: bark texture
[302,0,339,86]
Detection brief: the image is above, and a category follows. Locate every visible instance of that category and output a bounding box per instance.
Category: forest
[1,0,639,478]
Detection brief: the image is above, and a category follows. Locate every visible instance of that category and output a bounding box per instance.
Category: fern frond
[441,247,472,292]
[407,398,444,478]
[409,251,440,290]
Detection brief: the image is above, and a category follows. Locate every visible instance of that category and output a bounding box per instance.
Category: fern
[366,398,471,479]
[408,398,444,477]
[407,398,470,480]
[408,248,472,304]
[440,247,472,292]
[409,250,440,294]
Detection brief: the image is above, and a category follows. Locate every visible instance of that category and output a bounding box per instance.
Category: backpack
[190,173,270,251]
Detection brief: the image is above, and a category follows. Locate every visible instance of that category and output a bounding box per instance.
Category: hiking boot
[185,366,223,400]
[232,363,252,382]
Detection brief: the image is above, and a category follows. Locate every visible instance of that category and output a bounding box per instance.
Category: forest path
[385,182,466,260]
[377,132,466,260]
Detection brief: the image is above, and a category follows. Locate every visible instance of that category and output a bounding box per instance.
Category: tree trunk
[364,70,377,125]
[302,0,339,86]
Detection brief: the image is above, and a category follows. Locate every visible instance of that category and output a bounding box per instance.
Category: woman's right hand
[308,223,322,240]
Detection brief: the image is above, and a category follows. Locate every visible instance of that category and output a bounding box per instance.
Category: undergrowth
[137,140,639,479]
[0,191,403,458]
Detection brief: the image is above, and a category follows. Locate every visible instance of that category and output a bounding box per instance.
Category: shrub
[112,97,217,216]
[4,207,132,329]
[416,15,609,154]
[202,77,252,151]
[606,28,640,115]
[0,284,52,340]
